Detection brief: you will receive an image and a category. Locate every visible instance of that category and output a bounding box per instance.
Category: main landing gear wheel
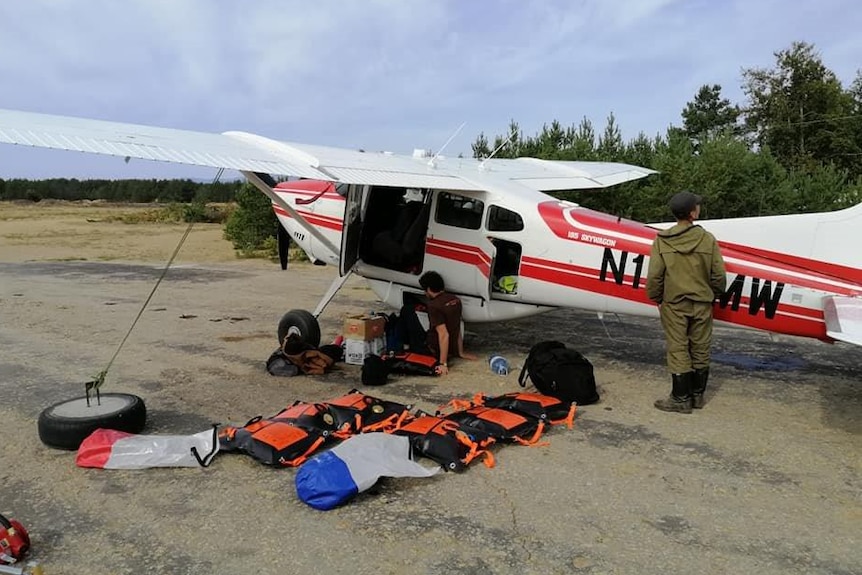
[37,393,147,451]
[277,309,321,348]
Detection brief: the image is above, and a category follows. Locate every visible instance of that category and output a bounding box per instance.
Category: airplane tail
[700,203,862,347]
[697,202,862,278]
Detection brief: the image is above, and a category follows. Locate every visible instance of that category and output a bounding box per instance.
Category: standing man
[401,271,476,375]
[646,191,726,413]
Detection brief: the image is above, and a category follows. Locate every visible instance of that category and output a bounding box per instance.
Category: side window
[487,205,524,232]
[435,192,484,230]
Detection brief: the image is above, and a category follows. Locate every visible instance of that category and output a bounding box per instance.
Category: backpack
[265,348,299,377]
[442,406,546,446]
[393,412,494,472]
[383,352,439,376]
[473,392,577,429]
[361,355,390,386]
[518,341,600,405]
[217,416,328,467]
[323,389,413,435]
[273,401,340,436]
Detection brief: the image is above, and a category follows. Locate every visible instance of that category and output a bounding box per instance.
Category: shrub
[223,183,278,252]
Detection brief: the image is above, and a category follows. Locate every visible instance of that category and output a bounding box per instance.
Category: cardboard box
[343,314,386,341]
[344,337,385,365]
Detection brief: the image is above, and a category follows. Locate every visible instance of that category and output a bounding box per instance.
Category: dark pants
[399,304,433,355]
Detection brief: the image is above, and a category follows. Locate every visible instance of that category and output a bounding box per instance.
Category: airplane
[1,108,861,358]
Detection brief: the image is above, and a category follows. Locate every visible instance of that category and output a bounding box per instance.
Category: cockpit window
[487,205,524,231]
[435,192,484,230]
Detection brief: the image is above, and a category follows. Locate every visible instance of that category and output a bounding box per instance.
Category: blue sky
[0,0,859,180]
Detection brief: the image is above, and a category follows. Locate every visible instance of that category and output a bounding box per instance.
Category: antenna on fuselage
[478,132,516,171]
[426,122,466,169]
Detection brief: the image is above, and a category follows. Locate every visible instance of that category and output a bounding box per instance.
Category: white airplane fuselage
[273,180,862,345]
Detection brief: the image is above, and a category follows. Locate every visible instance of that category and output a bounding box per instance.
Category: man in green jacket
[646,191,727,413]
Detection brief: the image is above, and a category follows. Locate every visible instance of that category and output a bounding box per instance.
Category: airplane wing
[0,109,331,180]
[823,296,862,347]
[0,108,655,192]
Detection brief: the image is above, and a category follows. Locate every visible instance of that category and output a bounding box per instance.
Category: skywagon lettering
[566,230,616,248]
[579,234,616,248]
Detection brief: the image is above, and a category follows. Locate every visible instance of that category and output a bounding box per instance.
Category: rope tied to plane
[86,167,225,405]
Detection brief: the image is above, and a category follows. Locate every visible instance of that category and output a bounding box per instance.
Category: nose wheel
[277,309,321,347]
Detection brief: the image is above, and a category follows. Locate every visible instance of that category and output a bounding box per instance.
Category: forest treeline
[0,177,242,204]
[2,41,860,245]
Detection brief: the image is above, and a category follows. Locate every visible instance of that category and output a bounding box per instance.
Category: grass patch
[234,240,310,262]
[116,203,234,224]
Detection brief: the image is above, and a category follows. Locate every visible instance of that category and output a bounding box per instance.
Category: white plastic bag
[76,426,219,469]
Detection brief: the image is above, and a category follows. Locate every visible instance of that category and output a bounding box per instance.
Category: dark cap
[669,191,702,219]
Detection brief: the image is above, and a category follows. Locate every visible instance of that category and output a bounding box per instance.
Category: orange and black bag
[383,352,439,376]
[273,401,342,435]
[472,392,576,429]
[323,389,413,436]
[442,406,546,446]
[218,416,327,467]
[393,412,494,472]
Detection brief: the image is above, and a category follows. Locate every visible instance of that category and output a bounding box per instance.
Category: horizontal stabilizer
[824,296,862,347]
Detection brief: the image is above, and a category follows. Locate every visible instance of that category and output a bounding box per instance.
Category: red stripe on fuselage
[720,241,862,286]
[273,205,343,231]
[276,190,344,202]
[425,238,491,278]
[520,255,828,340]
[538,201,861,295]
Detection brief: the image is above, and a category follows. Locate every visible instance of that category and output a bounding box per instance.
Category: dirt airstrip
[0,201,860,575]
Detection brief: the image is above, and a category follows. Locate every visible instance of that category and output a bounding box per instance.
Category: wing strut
[313,269,355,318]
[241,171,341,257]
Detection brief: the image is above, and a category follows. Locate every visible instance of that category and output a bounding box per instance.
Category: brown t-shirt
[426,292,462,357]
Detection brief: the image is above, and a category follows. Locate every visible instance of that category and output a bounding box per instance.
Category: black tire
[38,393,147,451]
[277,309,321,348]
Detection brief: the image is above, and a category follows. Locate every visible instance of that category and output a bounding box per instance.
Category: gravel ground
[0,257,860,575]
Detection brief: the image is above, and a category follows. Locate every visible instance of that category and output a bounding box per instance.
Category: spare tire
[38,393,147,451]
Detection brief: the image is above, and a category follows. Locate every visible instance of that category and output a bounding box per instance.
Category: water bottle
[489,355,509,376]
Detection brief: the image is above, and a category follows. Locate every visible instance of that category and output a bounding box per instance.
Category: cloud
[0,0,859,178]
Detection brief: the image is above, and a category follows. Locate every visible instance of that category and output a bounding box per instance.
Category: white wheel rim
[52,396,133,418]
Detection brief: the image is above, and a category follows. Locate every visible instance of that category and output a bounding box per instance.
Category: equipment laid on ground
[382,352,439,376]
[37,392,147,451]
[217,386,578,470]
[489,355,510,375]
[322,390,412,434]
[296,433,438,511]
[518,341,600,405]
[474,392,576,428]
[218,415,329,467]
[392,412,495,472]
[0,514,29,566]
[442,406,545,446]
[75,426,219,469]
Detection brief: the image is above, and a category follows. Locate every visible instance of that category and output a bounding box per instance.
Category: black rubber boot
[692,367,709,409]
[654,373,693,413]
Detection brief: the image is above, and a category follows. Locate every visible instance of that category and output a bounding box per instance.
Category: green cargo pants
[659,299,714,374]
